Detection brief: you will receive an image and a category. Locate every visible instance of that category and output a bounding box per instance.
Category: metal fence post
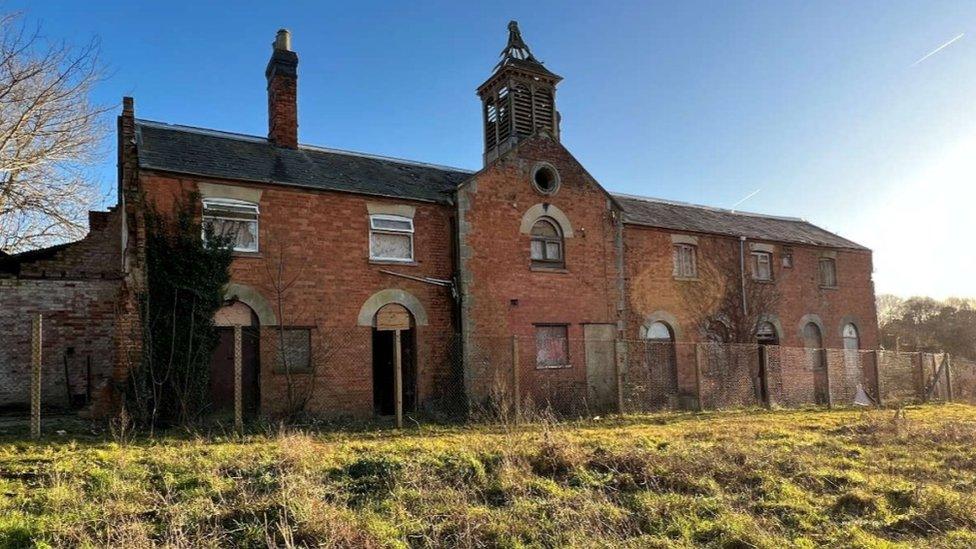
[822,349,833,408]
[234,324,243,434]
[394,329,403,429]
[873,350,884,407]
[946,353,954,402]
[693,343,704,411]
[511,335,520,421]
[31,314,42,439]
[613,339,624,414]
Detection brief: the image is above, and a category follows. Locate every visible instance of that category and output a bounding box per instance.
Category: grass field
[1,405,975,548]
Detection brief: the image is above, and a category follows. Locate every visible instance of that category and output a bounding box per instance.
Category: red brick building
[0,23,878,417]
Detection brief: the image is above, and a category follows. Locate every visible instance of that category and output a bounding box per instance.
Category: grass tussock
[1,405,976,547]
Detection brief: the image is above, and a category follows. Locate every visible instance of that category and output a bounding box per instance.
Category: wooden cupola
[478,21,562,165]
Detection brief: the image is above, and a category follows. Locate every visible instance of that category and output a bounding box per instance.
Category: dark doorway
[803,322,828,404]
[211,325,260,414]
[756,321,779,405]
[372,327,416,416]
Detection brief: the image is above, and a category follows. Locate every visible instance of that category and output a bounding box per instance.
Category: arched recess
[639,310,682,341]
[838,315,862,339]
[357,289,429,327]
[796,314,825,344]
[224,283,277,326]
[758,314,784,343]
[519,203,575,238]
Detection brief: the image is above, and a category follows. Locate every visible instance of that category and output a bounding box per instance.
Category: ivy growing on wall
[127,193,232,428]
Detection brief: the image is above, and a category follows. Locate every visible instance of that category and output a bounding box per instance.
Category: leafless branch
[0,12,108,253]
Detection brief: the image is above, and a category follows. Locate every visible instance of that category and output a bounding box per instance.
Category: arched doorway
[803,321,828,404]
[645,321,678,407]
[756,321,779,404]
[212,301,261,414]
[372,303,416,416]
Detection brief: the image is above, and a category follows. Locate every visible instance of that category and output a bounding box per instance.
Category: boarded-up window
[273,328,311,373]
[369,214,414,261]
[202,199,259,252]
[818,258,837,288]
[672,244,697,278]
[750,251,773,281]
[536,324,569,368]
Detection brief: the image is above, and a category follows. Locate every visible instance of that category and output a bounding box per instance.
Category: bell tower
[478,21,562,165]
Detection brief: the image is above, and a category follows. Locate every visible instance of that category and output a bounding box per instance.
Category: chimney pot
[274,28,292,51]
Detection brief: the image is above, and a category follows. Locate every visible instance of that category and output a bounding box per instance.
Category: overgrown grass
[2,405,975,547]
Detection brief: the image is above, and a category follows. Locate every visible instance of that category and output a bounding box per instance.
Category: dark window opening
[533,165,559,194]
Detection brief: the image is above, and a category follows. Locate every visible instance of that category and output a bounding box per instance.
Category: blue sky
[14,1,976,298]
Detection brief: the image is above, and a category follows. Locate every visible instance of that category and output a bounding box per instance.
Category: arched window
[843,323,859,351]
[530,217,564,268]
[646,321,673,341]
[756,321,779,345]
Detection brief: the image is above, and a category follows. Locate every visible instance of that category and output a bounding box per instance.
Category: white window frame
[201,198,260,253]
[672,244,698,279]
[369,214,415,262]
[751,251,773,281]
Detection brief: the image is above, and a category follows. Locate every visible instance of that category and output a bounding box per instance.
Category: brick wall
[622,223,879,402]
[457,135,624,405]
[0,277,121,411]
[623,224,879,347]
[140,170,458,417]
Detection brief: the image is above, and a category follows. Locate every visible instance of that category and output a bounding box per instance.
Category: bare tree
[262,232,355,420]
[679,239,781,343]
[0,12,107,253]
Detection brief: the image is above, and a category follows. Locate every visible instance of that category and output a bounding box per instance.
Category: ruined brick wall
[457,135,624,405]
[0,278,120,411]
[140,170,458,418]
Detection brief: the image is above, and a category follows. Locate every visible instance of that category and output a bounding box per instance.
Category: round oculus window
[532,163,560,195]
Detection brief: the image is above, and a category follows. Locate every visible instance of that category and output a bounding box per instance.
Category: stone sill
[531,266,568,274]
[231,251,263,259]
[536,364,572,370]
[819,285,839,290]
[673,276,699,282]
[370,259,419,267]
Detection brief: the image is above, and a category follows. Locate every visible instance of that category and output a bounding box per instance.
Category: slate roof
[613,194,868,251]
[135,120,473,204]
[133,119,864,251]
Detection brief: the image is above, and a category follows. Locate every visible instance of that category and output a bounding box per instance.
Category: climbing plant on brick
[127,193,232,429]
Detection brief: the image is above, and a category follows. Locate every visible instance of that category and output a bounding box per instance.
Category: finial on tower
[497,20,539,68]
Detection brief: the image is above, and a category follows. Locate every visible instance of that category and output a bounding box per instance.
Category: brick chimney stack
[266,29,298,148]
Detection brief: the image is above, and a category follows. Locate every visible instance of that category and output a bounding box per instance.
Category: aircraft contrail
[730,189,761,212]
[911,33,965,66]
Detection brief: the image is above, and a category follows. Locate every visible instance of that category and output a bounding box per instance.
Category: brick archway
[357,289,429,327]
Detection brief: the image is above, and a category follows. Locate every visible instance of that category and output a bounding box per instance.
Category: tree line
[878,295,976,360]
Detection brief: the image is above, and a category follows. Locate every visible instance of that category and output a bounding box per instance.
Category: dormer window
[369,214,414,262]
[202,198,259,252]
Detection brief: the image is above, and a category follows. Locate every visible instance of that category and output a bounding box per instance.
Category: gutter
[739,236,748,316]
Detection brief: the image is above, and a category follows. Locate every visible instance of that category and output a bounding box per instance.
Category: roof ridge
[135,118,475,174]
[612,192,806,223]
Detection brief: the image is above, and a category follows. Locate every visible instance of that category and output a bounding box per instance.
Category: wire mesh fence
[3,314,976,435]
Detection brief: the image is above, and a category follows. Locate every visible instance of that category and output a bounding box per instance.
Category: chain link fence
[3,316,975,434]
